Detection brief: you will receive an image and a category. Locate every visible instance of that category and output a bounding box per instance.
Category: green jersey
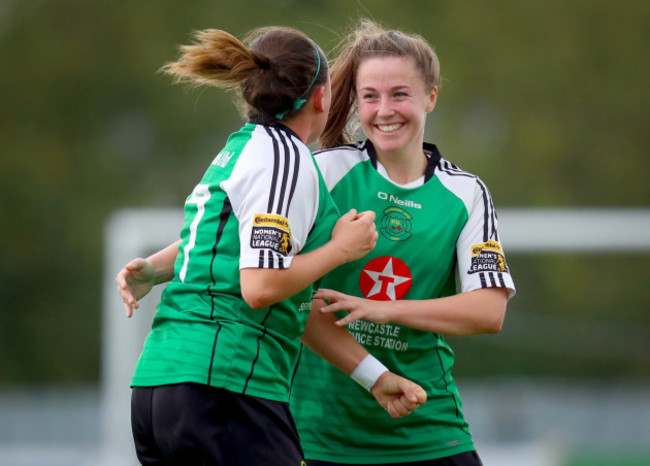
[132,121,339,403]
[291,141,515,463]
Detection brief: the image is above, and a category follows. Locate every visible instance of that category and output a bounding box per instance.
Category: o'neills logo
[377,192,422,209]
[253,214,290,231]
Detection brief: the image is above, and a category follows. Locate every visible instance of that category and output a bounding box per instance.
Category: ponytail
[162,27,328,122]
[161,29,263,87]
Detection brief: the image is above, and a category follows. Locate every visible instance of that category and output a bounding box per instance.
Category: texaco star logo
[359,256,412,301]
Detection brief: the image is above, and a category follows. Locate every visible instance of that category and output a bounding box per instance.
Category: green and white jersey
[291,141,515,463]
[132,120,339,403]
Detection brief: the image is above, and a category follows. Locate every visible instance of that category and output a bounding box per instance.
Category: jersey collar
[362,140,442,183]
[249,117,303,142]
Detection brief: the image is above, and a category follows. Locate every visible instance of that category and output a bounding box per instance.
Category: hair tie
[276,40,321,120]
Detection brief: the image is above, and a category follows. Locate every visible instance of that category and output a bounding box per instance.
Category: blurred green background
[1,2,648,462]
[2,0,648,382]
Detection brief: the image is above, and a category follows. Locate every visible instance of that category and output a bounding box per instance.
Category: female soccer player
[289,20,516,466]
[118,26,426,465]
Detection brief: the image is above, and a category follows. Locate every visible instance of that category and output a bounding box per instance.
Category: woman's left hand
[315,289,392,326]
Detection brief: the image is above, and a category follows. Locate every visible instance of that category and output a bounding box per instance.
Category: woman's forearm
[147,240,181,285]
[240,241,348,309]
[389,288,509,336]
[301,299,368,375]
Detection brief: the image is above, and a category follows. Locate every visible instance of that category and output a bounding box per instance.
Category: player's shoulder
[315,141,367,162]
[314,141,372,188]
[435,153,484,188]
[238,121,313,164]
[432,149,493,209]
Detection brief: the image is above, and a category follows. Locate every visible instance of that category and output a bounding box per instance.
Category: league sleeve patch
[468,240,509,274]
[250,214,292,256]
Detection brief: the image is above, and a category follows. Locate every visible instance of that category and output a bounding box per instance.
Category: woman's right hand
[331,209,378,262]
[115,258,155,318]
[370,371,428,419]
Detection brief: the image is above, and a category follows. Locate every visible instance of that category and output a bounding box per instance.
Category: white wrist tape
[350,354,389,391]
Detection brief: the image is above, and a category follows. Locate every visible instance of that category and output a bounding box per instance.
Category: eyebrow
[358,85,412,92]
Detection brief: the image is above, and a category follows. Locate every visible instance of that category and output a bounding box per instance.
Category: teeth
[377,123,402,133]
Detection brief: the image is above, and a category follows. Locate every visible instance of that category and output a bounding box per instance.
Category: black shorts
[307,450,483,466]
[131,383,306,466]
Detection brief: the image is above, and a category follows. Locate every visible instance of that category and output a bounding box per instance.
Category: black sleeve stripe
[267,250,275,269]
[437,160,473,179]
[275,129,292,216]
[285,136,301,218]
[259,126,302,270]
[489,198,499,242]
[479,272,488,289]
[438,160,494,242]
[267,127,301,216]
[258,250,265,268]
[475,178,491,242]
[314,142,363,156]
[263,126,281,213]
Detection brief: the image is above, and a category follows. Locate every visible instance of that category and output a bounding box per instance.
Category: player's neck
[285,115,317,146]
[376,146,428,185]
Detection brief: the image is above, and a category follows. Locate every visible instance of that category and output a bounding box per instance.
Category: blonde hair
[320,19,440,148]
[161,27,328,121]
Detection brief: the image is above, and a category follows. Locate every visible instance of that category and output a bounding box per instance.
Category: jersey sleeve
[456,179,516,298]
[222,128,321,270]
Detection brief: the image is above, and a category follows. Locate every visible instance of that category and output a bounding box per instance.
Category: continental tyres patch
[468,240,509,274]
[251,214,292,256]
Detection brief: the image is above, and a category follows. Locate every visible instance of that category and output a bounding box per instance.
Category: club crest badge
[380,206,413,241]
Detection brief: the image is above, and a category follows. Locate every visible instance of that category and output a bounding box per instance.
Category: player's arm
[316,287,508,336]
[114,209,378,314]
[240,210,377,310]
[115,240,180,317]
[301,299,427,419]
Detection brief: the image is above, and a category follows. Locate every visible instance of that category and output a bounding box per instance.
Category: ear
[311,85,327,113]
[425,86,438,113]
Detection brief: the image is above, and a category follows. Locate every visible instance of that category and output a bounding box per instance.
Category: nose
[377,96,394,118]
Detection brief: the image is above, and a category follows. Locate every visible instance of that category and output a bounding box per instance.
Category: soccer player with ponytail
[290,20,516,466]
[119,26,426,465]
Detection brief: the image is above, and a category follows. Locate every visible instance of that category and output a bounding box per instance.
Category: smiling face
[356,55,437,161]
